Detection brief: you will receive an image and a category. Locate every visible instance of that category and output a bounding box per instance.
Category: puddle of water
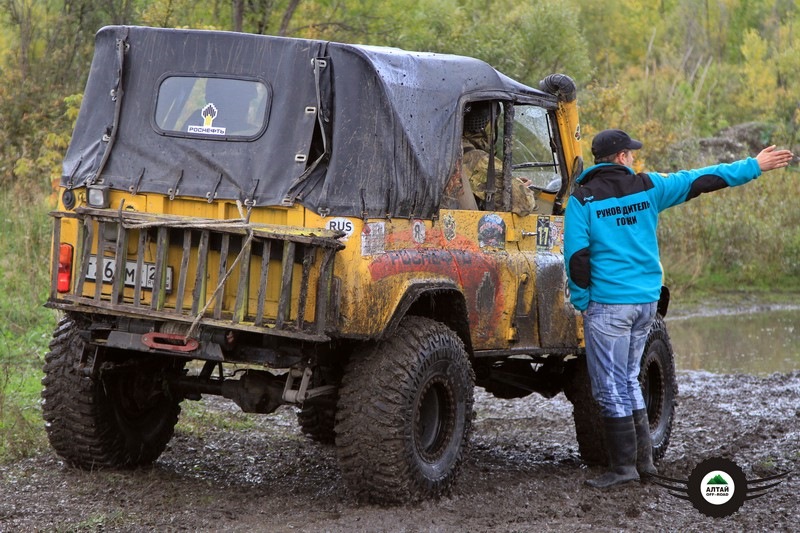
[665,307,800,374]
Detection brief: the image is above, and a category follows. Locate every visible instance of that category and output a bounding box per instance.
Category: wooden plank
[254,240,271,327]
[232,234,253,324]
[213,233,230,319]
[75,218,92,298]
[133,230,146,306]
[94,222,106,302]
[295,246,315,330]
[110,222,128,304]
[175,229,192,313]
[150,227,169,311]
[275,241,295,328]
[56,296,331,342]
[74,207,344,248]
[191,230,210,315]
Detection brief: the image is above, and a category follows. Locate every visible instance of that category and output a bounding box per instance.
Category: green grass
[0,362,49,459]
[176,400,262,436]
[0,191,56,461]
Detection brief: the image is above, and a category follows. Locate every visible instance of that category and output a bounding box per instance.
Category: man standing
[564,129,792,489]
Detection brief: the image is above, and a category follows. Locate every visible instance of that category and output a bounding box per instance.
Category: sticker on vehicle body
[361,222,386,256]
[551,217,563,249]
[536,216,563,252]
[412,219,426,244]
[478,214,505,249]
[536,216,552,251]
[326,217,355,241]
[443,214,456,241]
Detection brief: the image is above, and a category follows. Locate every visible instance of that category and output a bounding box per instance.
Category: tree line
[1,0,798,197]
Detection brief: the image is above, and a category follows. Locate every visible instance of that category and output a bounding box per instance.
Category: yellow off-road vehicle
[44,25,677,503]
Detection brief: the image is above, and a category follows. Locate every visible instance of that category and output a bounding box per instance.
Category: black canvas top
[62,26,558,218]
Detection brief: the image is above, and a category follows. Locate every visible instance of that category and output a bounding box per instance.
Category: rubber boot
[585,415,639,489]
[633,408,658,479]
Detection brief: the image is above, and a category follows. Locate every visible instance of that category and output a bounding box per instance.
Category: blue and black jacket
[563,158,762,311]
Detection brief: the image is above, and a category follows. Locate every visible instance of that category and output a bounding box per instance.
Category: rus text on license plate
[86,256,173,291]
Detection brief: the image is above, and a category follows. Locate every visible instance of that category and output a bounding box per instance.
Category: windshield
[510,106,561,192]
[155,76,270,139]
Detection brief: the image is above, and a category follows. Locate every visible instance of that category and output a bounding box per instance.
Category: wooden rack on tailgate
[48,207,345,342]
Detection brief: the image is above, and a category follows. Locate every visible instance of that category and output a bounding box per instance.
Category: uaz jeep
[44,25,677,503]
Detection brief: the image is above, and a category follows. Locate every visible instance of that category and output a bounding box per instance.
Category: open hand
[756,145,794,171]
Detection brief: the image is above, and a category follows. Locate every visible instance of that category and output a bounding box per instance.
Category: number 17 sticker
[536,216,551,250]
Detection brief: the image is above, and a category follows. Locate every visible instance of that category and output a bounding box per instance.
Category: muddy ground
[1,364,798,532]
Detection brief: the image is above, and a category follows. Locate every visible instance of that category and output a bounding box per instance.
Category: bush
[659,166,800,293]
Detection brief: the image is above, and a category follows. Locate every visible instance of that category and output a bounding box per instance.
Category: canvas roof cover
[62,25,558,218]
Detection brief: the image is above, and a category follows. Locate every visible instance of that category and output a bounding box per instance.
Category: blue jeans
[583,301,657,418]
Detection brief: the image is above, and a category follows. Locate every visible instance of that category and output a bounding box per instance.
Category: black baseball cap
[591,129,643,159]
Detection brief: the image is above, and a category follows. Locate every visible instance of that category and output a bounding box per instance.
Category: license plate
[86,256,173,291]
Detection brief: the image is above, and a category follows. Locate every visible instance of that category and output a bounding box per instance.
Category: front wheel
[565,315,677,465]
[334,316,474,504]
[41,316,183,469]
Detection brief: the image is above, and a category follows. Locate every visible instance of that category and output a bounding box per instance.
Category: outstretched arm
[756,145,794,172]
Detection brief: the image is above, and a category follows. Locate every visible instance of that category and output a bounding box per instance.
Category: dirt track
[1,368,798,532]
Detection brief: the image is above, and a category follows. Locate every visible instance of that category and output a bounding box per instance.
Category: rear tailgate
[48,207,343,341]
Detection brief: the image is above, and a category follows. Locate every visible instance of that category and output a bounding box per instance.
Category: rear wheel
[334,316,474,504]
[639,317,677,461]
[564,315,677,465]
[41,316,183,469]
[297,366,341,444]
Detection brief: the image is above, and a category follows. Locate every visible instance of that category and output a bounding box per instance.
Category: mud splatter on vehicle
[42,26,678,504]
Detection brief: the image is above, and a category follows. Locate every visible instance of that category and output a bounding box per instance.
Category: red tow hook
[141,332,200,353]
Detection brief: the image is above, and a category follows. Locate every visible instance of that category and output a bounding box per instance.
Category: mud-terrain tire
[334,316,474,504]
[297,370,340,445]
[564,315,677,465]
[298,397,337,444]
[41,316,183,469]
[638,317,678,461]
